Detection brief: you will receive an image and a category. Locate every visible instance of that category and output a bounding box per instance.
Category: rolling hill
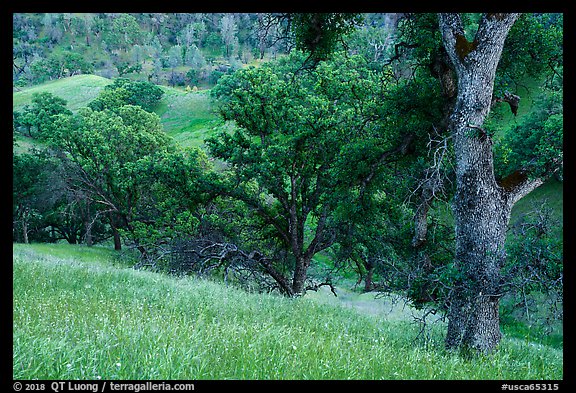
[12,74,220,150]
[12,74,111,112]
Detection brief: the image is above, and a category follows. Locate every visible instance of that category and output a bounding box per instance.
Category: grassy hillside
[12,75,219,150]
[155,86,221,149]
[12,74,111,112]
[13,243,562,380]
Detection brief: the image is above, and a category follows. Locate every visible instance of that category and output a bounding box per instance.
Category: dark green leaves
[14,92,72,139]
[207,50,423,278]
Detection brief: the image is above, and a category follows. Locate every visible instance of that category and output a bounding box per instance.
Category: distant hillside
[13,13,279,91]
[155,86,220,149]
[12,74,220,149]
[12,74,111,112]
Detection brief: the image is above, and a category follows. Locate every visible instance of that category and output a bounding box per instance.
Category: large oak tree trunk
[447,160,512,351]
[439,13,520,353]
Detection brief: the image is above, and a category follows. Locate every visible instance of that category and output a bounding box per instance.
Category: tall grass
[13,243,562,380]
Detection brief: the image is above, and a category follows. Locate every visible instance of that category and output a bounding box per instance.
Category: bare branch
[305,280,338,297]
[409,127,452,248]
[164,238,295,296]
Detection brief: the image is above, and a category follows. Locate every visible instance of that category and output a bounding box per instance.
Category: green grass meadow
[155,87,221,149]
[13,243,562,380]
[12,74,111,112]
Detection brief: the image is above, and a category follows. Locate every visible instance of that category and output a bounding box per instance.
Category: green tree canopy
[48,105,171,248]
[13,150,52,243]
[14,92,72,139]
[207,50,428,295]
[495,90,563,181]
[88,78,164,113]
[47,103,212,255]
[288,13,363,64]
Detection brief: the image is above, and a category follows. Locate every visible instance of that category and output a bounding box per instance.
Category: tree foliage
[88,77,164,113]
[207,50,435,295]
[14,92,72,139]
[47,105,173,250]
[28,50,94,83]
[496,13,563,93]
[495,90,563,180]
[288,13,363,63]
[13,150,53,243]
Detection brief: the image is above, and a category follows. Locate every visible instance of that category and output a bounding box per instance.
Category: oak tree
[438,13,562,353]
[208,51,416,296]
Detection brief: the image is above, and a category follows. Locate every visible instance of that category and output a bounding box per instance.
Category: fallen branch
[305,281,338,297]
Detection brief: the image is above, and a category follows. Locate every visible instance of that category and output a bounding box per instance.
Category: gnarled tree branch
[492,91,521,116]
